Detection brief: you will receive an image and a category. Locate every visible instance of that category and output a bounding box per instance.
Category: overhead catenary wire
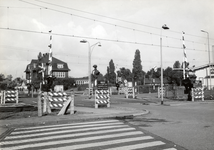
[18,0,211,45]
[34,0,214,41]
[0,44,208,65]
[0,27,209,52]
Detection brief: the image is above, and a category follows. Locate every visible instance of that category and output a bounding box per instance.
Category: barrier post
[38,91,42,117]
[133,87,135,98]
[191,89,194,102]
[70,95,74,114]
[43,92,51,114]
[125,87,128,99]
[0,91,3,104]
[15,90,18,104]
[3,91,5,104]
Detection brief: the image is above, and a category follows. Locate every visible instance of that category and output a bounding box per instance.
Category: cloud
[91,24,107,38]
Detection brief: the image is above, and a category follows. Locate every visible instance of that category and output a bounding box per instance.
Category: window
[53,72,65,78]
[57,64,64,69]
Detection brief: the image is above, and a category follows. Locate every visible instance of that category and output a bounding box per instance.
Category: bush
[54,78,75,90]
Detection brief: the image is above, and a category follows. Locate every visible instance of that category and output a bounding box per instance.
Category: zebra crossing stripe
[11,121,123,135]
[1,133,152,150]
[1,129,141,146]
[14,120,120,131]
[103,141,165,150]
[0,120,178,150]
[7,124,128,139]
[1,128,135,145]
[42,137,155,150]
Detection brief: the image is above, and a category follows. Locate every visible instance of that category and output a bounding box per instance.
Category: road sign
[97,82,108,90]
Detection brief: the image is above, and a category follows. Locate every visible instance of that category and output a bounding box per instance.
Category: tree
[117,67,132,82]
[0,74,5,81]
[104,66,110,83]
[132,49,143,84]
[105,59,116,84]
[173,61,181,68]
[164,67,173,84]
[172,61,183,85]
[6,75,13,81]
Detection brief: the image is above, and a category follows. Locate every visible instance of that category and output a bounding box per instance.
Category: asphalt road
[119,101,214,150]
[19,92,214,150]
[71,93,214,150]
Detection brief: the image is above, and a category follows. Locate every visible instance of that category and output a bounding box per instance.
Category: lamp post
[201,30,211,90]
[80,40,101,98]
[160,24,169,105]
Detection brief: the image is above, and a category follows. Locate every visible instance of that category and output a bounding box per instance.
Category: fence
[0,90,18,104]
[38,91,74,116]
[124,87,136,98]
[191,87,204,101]
[95,89,110,108]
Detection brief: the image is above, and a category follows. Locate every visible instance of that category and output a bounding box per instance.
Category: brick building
[25,53,70,83]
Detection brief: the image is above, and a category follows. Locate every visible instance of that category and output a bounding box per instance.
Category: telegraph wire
[19,0,209,45]
[0,27,209,52]
[35,0,213,40]
[0,6,40,9]
[0,45,208,64]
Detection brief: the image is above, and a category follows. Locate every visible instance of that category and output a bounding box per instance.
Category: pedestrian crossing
[0,120,179,150]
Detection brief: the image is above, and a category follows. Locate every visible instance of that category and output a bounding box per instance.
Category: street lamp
[80,40,101,98]
[201,30,211,90]
[160,24,169,105]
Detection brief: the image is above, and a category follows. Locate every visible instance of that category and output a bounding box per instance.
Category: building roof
[25,53,70,72]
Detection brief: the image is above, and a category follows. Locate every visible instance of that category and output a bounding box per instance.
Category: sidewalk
[0,104,149,139]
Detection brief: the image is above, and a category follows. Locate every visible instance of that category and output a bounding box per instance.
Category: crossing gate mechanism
[95,89,110,108]
[38,91,74,116]
[191,87,204,101]
[0,90,18,104]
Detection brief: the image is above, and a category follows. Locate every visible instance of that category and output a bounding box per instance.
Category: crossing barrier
[191,87,204,101]
[125,87,135,98]
[0,90,18,104]
[38,91,74,116]
[95,89,110,108]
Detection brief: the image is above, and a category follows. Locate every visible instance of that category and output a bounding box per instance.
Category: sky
[0,0,214,79]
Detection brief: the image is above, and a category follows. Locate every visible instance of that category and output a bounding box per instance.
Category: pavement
[0,93,213,140]
[0,102,149,140]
